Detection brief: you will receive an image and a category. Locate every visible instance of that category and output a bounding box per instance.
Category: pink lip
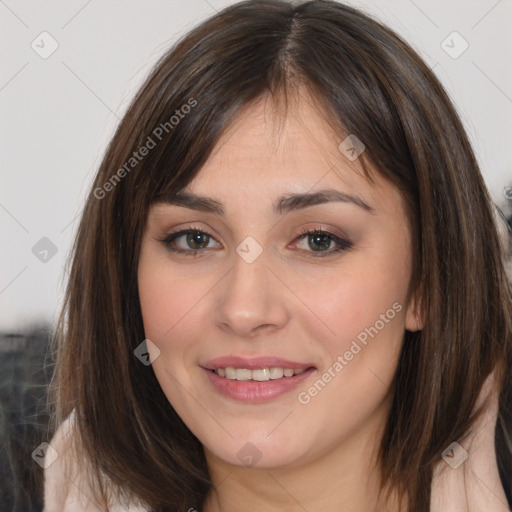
[200,357,316,403]
[201,356,314,371]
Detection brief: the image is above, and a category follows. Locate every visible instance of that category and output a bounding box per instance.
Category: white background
[1,0,511,331]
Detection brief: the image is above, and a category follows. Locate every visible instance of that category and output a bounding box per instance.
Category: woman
[44,1,512,510]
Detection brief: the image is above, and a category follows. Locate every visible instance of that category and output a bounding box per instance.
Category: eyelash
[159,225,353,258]
[295,227,353,256]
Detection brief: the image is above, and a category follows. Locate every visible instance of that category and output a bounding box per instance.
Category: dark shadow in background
[0,325,54,512]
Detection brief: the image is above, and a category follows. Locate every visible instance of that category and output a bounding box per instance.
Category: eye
[159,226,221,256]
[293,228,353,257]
[158,226,352,258]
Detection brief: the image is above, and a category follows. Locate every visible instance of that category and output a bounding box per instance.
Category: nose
[212,250,290,339]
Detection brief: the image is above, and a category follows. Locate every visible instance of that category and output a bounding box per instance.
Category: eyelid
[165,224,217,239]
[292,227,353,257]
[158,224,221,253]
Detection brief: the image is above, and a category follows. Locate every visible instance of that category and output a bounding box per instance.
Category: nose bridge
[212,244,289,337]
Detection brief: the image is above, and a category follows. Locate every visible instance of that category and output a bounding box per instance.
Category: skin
[137,90,424,512]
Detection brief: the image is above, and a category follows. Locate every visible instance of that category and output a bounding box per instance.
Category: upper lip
[201,356,315,371]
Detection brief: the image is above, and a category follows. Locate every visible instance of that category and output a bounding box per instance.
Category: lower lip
[202,367,316,403]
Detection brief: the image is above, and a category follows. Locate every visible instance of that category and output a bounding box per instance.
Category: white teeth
[213,367,307,381]
[252,368,270,381]
[235,368,252,381]
[269,367,284,379]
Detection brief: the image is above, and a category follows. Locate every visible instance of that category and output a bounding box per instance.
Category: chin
[200,426,319,470]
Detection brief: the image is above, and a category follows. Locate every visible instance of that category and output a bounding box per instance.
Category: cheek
[295,259,408,351]
[137,258,206,413]
[138,273,180,342]
[292,270,406,438]
[291,245,410,409]
[331,275,406,341]
[138,255,211,344]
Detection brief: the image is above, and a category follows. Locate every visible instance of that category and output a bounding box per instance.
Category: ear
[405,293,424,332]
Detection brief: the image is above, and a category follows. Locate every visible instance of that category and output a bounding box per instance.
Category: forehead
[177,92,405,218]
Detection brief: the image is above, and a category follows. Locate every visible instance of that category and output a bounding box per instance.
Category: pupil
[187,231,208,249]
[309,234,330,251]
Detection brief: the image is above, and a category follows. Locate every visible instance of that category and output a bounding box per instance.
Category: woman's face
[138,93,421,470]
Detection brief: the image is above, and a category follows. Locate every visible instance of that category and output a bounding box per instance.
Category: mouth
[201,356,317,403]
[210,367,309,381]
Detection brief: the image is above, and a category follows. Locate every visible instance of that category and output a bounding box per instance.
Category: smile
[212,367,306,381]
[202,358,316,402]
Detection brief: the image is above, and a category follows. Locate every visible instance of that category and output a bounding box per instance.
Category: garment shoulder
[42,410,76,511]
[43,410,150,511]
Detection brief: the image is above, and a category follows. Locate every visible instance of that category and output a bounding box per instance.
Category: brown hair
[47,1,512,510]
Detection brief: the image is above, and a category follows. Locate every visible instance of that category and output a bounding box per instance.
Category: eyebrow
[158,188,375,215]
